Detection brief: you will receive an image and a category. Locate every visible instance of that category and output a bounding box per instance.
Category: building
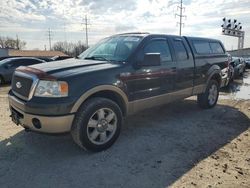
[0,48,69,59]
[227,48,250,58]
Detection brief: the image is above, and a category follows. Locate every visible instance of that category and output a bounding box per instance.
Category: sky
[0,0,250,51]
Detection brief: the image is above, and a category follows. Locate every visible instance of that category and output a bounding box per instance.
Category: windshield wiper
[84,56,109,61]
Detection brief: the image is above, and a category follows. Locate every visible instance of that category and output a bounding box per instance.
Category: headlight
[34,80,68,97]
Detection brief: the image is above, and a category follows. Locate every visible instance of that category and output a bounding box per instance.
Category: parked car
[231,57,245,77]
[38,57,54,62]
[240,57,246,72]
[224,53,234,87]
[245,58,250,68]
[9,33,229,151]
[51,56,72,61]
[227,62,235,84]
[0,56,19,61]
[0,57,45,84]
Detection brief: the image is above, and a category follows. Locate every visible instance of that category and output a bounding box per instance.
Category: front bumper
[8,93,75,133]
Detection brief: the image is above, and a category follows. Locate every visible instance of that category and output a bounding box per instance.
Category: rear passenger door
[170,37,194,97]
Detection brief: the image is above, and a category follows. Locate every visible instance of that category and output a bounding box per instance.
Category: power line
[175,0,186,36]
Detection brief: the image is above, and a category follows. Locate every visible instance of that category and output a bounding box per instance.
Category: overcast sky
[0,0,250,51]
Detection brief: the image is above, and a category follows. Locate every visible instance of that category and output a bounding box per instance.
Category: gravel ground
[0,71,249,188]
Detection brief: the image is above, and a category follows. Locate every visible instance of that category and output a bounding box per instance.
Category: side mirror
[138,53,161,67]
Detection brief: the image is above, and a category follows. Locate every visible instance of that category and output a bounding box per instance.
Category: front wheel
[71,97,123,152]
[197,80,219,109]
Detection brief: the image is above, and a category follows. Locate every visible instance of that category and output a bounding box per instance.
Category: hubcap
[208,84,218,105]
[87,108,117,145]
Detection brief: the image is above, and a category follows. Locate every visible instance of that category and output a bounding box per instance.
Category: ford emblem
[16,82,22,89]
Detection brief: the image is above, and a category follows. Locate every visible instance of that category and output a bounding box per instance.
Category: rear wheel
[197,80,219,109]
[71,97,123,152]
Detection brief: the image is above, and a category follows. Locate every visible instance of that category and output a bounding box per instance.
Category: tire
[197,80,219,109]
[71,97,123,152]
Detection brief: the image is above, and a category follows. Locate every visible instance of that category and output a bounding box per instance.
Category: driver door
[127,38,177,101]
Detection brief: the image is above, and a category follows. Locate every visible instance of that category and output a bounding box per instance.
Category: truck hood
[27,58,122,78]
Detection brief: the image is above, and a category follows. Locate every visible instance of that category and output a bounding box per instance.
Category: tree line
[0,35,87,57]
[0,36,26,50]
[52,41,87,57]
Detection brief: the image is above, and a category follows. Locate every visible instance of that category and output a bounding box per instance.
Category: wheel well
[210,73,221,85]
[85,90,127,116]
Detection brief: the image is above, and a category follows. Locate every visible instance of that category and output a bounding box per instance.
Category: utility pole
[175,0,186,36]
[82,15,90,47]
[47,28,52,50]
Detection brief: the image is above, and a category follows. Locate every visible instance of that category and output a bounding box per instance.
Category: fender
[70,85,129,113]
[204,64,222,91]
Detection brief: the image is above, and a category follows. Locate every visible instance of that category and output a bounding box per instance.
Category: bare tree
[52,41,87,57]
[0,36,26,49]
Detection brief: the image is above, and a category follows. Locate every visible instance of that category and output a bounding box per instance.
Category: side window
[209,42,224,54]
[173,40,188,61]
[193,41,212,54]
[9,60,20,68]
[143,40,172,63]
[6,62,14,68]
[25,59,42,66]
[13,59,26,67]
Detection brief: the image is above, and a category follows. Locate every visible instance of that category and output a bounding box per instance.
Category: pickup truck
[8,33,229,151]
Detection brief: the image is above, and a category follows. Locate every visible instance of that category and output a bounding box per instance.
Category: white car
[232,57,245,76]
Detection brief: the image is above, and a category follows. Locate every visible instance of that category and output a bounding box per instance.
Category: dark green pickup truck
[8,33,229,151]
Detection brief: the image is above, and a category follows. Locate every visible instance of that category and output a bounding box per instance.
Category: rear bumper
[9,93,74,133]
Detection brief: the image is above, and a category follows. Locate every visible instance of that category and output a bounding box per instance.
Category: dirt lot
[0,71,249,188]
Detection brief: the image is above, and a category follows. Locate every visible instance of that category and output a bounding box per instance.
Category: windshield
[78,35,143,62]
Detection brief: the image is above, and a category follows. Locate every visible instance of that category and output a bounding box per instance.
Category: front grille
[12,74,33,99]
